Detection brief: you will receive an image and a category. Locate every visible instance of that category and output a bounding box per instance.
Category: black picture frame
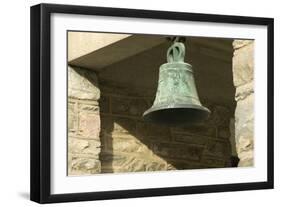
[30,3,274,204]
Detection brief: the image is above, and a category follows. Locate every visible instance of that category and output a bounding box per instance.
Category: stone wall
[67,66,101,175]
[232,40,254,167]
[98,84,233,173]
[67,66,234,175]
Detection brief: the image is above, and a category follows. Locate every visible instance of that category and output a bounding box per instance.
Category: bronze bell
[143,40,210,125]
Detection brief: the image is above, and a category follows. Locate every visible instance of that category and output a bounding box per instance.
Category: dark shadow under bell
[143,104,210,126]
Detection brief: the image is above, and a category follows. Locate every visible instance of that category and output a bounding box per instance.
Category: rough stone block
[100,152,124,164]
[119,158,146,172]
[233,40,253,49]
[79,102,99,114]
[69,157,101,175]
[100,152,167,173]
[232,43,254,87]
[68,66,100,100]
[111,137,150,154]
[236,119,254,162]
[238,157,253,167]
[147,160,167,171]
[235,81,254,101]
[78,112,100,138]
[100,152,128,172]
[68,101,77,133]
[235,94,254,167]
[235,93,254,140]
[68,137,101,155]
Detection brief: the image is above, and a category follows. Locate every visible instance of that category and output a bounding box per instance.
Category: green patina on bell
[143,41,210,125]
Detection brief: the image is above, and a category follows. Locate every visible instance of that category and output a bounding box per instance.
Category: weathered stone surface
[235,85,254,167]
[111,137,150,154]
[100,152,125,168]
[79,102,99,113]
[236,119,254,167]
[68,137,101,155]
[68,66,100,100]
[152,142,204,161]
[69,156,101,175]
[67,66,102,176]
[144,162,167,171]
[100,153,133,172]
[100,152,166,173]
[119,158,147,172]
[101,132,151,154]
[111,96,149,116]
[233,40,253,50]
[235,94,254,140]
[232,43,254,87]
[78,112,100,138]
[236,121,254,152]
[235,81,254,101]
[68,101,77,133]
[238,157,253,167]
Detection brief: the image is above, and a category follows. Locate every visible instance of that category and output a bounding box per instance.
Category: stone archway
[67,33,254,175]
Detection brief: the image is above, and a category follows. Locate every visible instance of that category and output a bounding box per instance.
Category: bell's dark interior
[143,106,210,126]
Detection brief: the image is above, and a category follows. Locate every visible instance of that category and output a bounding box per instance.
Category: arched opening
[67,32,254,175]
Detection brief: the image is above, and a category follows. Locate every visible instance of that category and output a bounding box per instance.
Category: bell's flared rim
[142,103,210,126]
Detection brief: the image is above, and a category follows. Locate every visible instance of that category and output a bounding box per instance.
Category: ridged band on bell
[143,41,210,125]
